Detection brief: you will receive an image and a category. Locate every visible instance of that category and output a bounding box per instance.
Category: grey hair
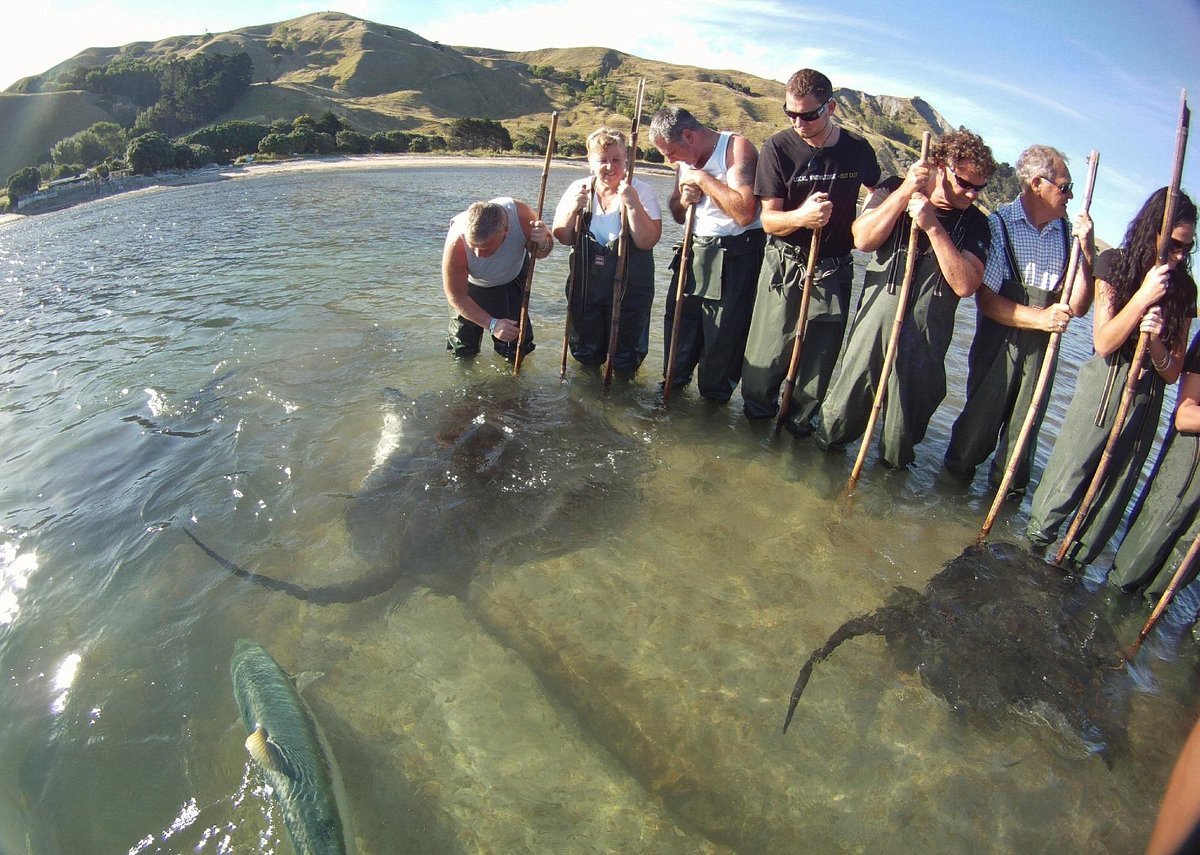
[464,201,507,244]
[1016,145,1068,191]
[648,106,704,146]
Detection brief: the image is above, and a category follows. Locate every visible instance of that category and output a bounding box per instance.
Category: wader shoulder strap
[997,214,1070,299]
[1052,217,1070,291]
[929,207,971,297]
[996,215,1024,289]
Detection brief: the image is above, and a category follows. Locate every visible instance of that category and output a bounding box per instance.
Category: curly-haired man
[814,129,997,470]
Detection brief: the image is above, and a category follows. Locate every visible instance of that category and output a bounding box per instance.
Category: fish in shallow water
[783,541,1134,765]
[186,381,647,603]
[230,639,355,855]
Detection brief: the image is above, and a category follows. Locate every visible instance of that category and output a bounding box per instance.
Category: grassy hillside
[4,10,1018,206]
[0,92,117,181]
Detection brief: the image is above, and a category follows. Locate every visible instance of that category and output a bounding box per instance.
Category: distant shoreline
[0,153,675,227]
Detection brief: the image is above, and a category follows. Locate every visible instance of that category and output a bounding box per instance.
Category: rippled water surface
[0,160,1196,854]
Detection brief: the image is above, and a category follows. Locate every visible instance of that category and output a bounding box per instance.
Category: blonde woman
[552,127,662,374]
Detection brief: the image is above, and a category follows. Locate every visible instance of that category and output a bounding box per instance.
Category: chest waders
[945,218,1069,488]
[564,210,655,371]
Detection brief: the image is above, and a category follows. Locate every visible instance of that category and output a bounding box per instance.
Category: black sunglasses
[783,99,832,122]
[1039,176,1074,194]
[947,165,987,193]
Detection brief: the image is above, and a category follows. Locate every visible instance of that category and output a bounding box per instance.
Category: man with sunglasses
[945,147,1099,494]
[814,129,996,470]
[739,68,881,432]
[944,145,1094,492]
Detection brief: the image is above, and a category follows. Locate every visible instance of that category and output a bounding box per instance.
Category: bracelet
[488,317,498,334]
[1151,350,1172,372]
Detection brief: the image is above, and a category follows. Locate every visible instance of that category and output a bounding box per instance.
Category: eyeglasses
[946,165,987,193]
[1039,176,1074,194]
[783,99,832,122]
[1169,238,1196,256]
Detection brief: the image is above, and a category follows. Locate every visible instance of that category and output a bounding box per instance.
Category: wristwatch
[488,317,499,334]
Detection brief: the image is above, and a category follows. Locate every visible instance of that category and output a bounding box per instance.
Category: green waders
[446,257,534,361]
[1027,352,1165,567]
[1110,429,1200,597]
[740,236,853,429]
[945,216,1068,489]
[662,229,765,402]
[565,229,655,373]
[814,242,961,469]
[944,280,1061,490]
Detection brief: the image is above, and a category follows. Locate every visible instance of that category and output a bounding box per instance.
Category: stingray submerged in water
[186,382,648,604]
[783,541,1134,765]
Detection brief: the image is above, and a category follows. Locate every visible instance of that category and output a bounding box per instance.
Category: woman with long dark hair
[1027,186,1196,567]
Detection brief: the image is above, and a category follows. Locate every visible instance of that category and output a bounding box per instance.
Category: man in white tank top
[649,107,764,402]
[442,197,553,360]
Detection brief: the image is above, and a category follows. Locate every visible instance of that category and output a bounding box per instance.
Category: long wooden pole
[978,150,1100,540]
[560,179,594,379]
[602,78,646,391]
[662,202,697,406]
[1055,91,1189,565]
[773,227,822,434]
[847,131,932,490]
[513,111,558,375]
[1126,531,1200,660]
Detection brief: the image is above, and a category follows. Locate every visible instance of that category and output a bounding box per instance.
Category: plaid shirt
[983,197,1070,293]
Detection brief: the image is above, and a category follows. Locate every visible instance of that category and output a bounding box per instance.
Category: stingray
[783,541,1134,765]
[185,382,648,604]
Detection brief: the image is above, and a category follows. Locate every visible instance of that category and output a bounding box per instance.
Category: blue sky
[2,0,1198,244]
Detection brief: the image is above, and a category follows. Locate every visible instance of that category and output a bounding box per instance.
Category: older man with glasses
[814,129,997,470]
[944,145,1095,493]
[739,68,881,433]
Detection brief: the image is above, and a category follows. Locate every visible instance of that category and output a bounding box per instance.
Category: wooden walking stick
[978,149,1100,540]
[1055,91,1189,566]
[1126,530,1200,660]
[773,227,822,434]
[560,179,595,379]
[513,111,558,375]
[847,131,932,490]
[662,202,696,405]
[602,77,646,391]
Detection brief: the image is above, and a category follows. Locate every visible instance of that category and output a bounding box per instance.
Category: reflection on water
[0,162,1195,854]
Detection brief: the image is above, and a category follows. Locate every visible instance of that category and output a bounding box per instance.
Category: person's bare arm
[440,231,517,341]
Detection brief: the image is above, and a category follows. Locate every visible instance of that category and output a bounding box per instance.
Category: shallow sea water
[0,159,1196,854]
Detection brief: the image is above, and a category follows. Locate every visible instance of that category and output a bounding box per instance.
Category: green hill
[3,10,1018,206]
[0,92,120,182]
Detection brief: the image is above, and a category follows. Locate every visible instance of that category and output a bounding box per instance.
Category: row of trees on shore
[4,48,692,209]
[5,109,668,208]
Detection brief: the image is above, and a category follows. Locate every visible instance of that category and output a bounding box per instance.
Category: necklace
[808,120,837,153]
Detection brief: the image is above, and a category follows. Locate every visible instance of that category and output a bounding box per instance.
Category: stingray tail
[183,527,399,605]
[183,528,319,600]
[783,609,887,733]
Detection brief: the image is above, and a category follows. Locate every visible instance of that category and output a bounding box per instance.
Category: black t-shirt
[754,126,881,257]
[1185,327,1200,375]
[1094,247,1121,288]
[864,175,990,264]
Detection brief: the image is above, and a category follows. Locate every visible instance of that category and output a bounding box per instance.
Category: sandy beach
[0,153,672,227]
